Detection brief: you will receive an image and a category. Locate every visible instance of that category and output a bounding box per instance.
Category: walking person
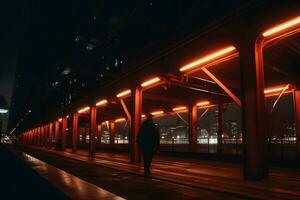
[137,113,160,176]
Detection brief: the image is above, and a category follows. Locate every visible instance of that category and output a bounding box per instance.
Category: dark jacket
[137,119,160,150]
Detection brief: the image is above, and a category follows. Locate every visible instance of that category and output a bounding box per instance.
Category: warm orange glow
[96,99,108,106]
[262,16,300,37]
[116,89,131,98]
[141,77,161,87]
[196,101,210,107]
[141,114,146,118]
[58,118,62,122]
[66,115,69,118]
[78,106,90,113]
[264,85,290,94]
[115,118,126,123]
[172,106,187,112]
[179,46,236,72]
[151,110,164,116]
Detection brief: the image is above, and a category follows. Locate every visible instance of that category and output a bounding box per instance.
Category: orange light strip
[78,106,90,113]
[179,46,236,72]
[115,118,126,123]
[116,89,131,98]
[196,101,210,107]
[141,77,161,87]
[96,99,108,106]
[151,110,164,116]
[262,16,300,37]
[264,85,290,94]
[172,106,187,112]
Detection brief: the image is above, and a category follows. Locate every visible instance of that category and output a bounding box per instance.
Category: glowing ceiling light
[78,106,90,113]
[115,118,126,123]
[96,99,108,106]
[179,46,236,72]
[141,114,146,118]
[116,89,131,98]
[196,101,210,107]
[264,85,290,94]
[151,110,164,116]
[66,115,69,118]
[172,106,187,112]
[262,16,300,37]
[58,118,62,122]
[141,77,161,87]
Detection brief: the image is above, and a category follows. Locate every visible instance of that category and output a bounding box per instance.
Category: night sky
[0,0,27,132]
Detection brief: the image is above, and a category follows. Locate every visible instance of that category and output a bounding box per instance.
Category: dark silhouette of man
[137,113,160,175]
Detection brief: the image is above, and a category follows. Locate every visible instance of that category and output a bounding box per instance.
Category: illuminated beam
[141,77,161,87]
[202,67,241,106]
[264,85,291,95]
[116,89,131,98]
[96,99,108,106]
[115,118,126,123]
[179,46,236,72]
[78,106,90,114]
[270,84,290,113]
[172,106,188,112]
[262,16,300,37]
[151,110,164,116]
[196,101,210,107]
[120,99,131,121]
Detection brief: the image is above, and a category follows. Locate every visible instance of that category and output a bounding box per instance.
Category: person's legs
[143,149,154,175]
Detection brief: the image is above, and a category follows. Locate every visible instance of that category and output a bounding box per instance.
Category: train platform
[23,146,300,199]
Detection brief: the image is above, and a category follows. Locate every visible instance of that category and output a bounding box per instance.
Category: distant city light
[0,109,8,114]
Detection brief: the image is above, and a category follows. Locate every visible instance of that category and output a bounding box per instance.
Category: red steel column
[239,38,268,180]
[109,121,115,145]
[97,125,102,145]
[130,86,142,164]
[41,126,45,147]
[217,104,224,153]
[188,104,197,152]
[72,113,78,153]
[49,123,53,148]
[89,106,97,157]
[38,127,41,146]
[61,117,67,151]
[294,90,300,159]
[55,121,59,150]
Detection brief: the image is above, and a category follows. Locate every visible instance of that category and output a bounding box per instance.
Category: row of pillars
[19,53,300,181]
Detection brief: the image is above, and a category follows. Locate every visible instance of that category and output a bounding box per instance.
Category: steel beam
[130,86,142,164]
[188,105,197,152]
[61,117,67,151]
[89,106,97,157]
[217,104,224,153]
[240,39,268,180]
[72,113,78,153]
[109,121,115,145]
[55,121,59,150]
[49,123,53,148]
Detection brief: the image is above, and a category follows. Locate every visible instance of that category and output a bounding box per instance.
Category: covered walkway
[19,1,300,181]
[25,145,300,200]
